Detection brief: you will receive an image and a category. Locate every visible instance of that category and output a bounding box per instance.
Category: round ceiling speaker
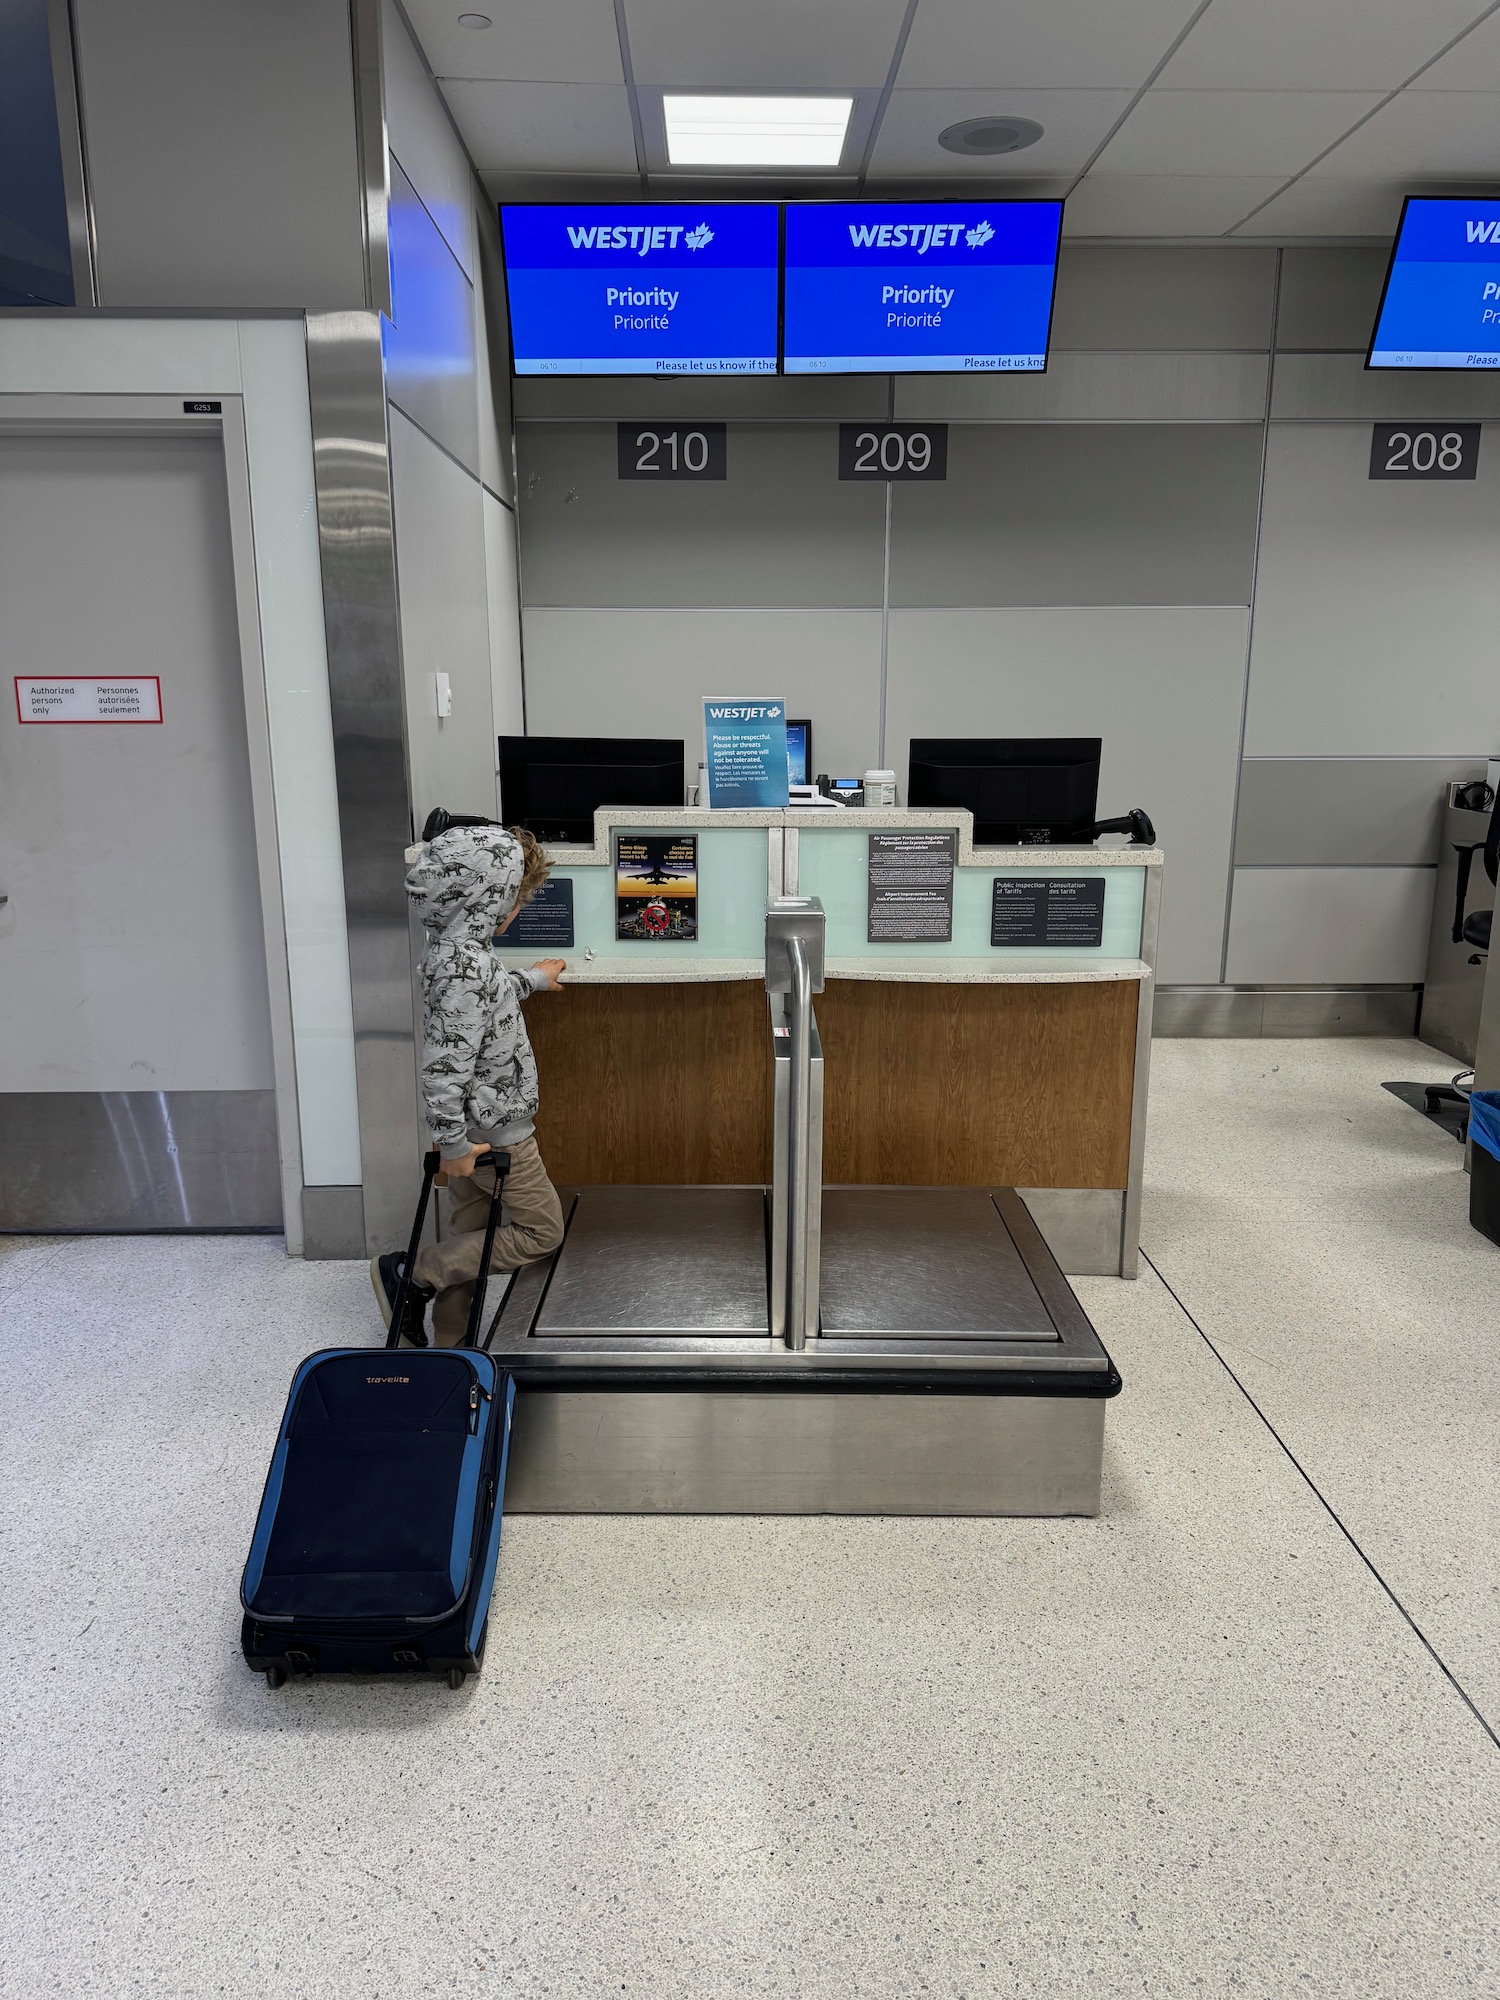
[938,116,1044,157]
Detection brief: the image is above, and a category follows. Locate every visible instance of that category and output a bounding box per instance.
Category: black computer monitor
[499,735,685,843]
[907,737,1102,844]
[786,718,812,788]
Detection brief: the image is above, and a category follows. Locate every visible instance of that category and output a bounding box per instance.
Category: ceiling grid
[403,0,1500,240]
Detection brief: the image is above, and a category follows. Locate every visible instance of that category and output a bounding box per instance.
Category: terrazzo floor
[1,1038,1496,1998]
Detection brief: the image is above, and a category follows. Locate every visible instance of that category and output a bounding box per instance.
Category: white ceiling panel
[1305,89,1500,176]
[1228,177,1410,238]
[622,0,909,89]
[1410,8,1500,88]
[870,88,1132,176]
[1158,0,1492,92]
[1095,89,1383,177]
[441,80,639,172]
[896,0,1205,90]
[1066,173,1288,236]
[404,0,624,84]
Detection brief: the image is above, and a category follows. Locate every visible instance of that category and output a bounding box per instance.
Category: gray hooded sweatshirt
[405,825,549,1160]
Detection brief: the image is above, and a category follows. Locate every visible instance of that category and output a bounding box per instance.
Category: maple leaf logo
[966,219,995,248]
[684,223,715,250]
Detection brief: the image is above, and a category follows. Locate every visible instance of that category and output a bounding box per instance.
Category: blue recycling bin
[1467,1090,1500,1245]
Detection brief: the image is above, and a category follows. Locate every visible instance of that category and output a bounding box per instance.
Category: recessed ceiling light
[457,12,492,26]
[663,95,853,168]
[939,115,1044,157]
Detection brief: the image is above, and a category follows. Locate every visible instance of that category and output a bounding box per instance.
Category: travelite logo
[366,1375,410,1384]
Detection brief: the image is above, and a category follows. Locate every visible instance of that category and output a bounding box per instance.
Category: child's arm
[505,960,566,998]
[420,958,492,1163]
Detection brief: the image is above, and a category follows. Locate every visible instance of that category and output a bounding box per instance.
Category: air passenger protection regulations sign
[782,200,1062,375]
[868,832,956,943]
[703,697,788,809]
[15,676,162,723]
[500,203,779,376]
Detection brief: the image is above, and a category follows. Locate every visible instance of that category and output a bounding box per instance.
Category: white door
[0,430,281,1227]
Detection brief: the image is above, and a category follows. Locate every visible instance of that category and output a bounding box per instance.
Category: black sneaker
[370,1253,433,1347]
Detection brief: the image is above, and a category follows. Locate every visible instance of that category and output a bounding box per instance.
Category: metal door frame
[0,393,306,1242]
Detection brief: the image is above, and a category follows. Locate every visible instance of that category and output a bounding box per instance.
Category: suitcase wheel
[265,1666,287,1690]
[446,1667,466,1690]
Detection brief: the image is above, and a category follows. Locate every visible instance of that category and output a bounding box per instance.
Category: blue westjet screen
[500,203,779,376]
[1369,198,1500,369]
[783,201,1062,375]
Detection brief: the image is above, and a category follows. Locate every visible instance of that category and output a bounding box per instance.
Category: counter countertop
[500,953,1151,988]
[541,806,1162,872]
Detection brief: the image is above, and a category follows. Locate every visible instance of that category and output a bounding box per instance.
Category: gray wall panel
[894,354,1269,423]
[1271,353,1500,421]
[382,0,475,280]
[1245,424,1500,756]
[517,424,887,608]
[1051,246,1277,352]
[1234,758,1486,866]
[1225,867,1435,984]
[889,425,1263,608]
[1275,249,1391,351]
[520,609,885,782]
[884,607,1250,984]
[512,377,890,421]
[390,409,497,826]
[73,0,365,308]
[386,161,480,478]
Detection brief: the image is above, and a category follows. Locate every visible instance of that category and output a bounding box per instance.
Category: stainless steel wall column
[305,311,417,1252]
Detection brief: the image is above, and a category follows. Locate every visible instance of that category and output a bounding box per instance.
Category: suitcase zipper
[467,1378,491,1434]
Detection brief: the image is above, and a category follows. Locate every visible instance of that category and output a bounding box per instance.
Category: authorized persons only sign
[15,676,163,723]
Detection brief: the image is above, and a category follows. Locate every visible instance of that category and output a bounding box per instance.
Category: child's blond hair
[510,826,551,909]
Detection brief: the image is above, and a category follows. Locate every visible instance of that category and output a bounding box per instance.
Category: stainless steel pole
[786,935,813,1350]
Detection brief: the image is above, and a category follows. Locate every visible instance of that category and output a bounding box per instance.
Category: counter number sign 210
[617,423,726,480]
[838,423,948,480]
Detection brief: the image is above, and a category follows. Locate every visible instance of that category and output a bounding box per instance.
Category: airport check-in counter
[489,807,1161,1517]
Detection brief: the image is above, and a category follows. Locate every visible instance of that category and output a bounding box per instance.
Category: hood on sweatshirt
[405,823,524,946]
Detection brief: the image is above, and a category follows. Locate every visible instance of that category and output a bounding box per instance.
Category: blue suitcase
[240,1151,515,1689]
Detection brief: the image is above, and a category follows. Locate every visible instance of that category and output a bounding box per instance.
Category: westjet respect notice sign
[703,698,788,809]
[1370,198,1500,369]
[501,203,779,377]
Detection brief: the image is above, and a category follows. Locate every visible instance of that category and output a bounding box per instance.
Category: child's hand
[437,1143,489,1185]
[532,959,567,991]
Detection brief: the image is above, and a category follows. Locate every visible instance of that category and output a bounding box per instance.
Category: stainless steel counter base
[506,1388,1105,1516]
[490,1184,1119,1517]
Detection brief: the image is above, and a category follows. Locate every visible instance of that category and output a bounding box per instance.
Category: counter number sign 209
[838,423,948,480]
[617,422,726,480]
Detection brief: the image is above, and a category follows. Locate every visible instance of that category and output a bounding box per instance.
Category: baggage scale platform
[484,899,1121,1516]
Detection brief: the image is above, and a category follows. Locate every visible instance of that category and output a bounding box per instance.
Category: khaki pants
[412,1135,564,1346]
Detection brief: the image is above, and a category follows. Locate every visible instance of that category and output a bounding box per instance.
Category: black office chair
[1450,784,1498,964]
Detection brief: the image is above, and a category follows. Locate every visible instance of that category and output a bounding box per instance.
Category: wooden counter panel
[817,978,1136,1189]
[524,981,772,1185]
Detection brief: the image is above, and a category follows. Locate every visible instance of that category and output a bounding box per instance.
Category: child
[371,818,566,1347]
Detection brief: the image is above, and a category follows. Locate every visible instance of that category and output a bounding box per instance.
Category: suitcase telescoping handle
[384,1149,442,1350]
[384,1148,512,1351]
[462,1149,510,1349]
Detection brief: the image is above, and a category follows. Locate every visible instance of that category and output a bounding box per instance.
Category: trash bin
[1467,1091,1500,1245]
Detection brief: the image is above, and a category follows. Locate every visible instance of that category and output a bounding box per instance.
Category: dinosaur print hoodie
[405,824,549,1160]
